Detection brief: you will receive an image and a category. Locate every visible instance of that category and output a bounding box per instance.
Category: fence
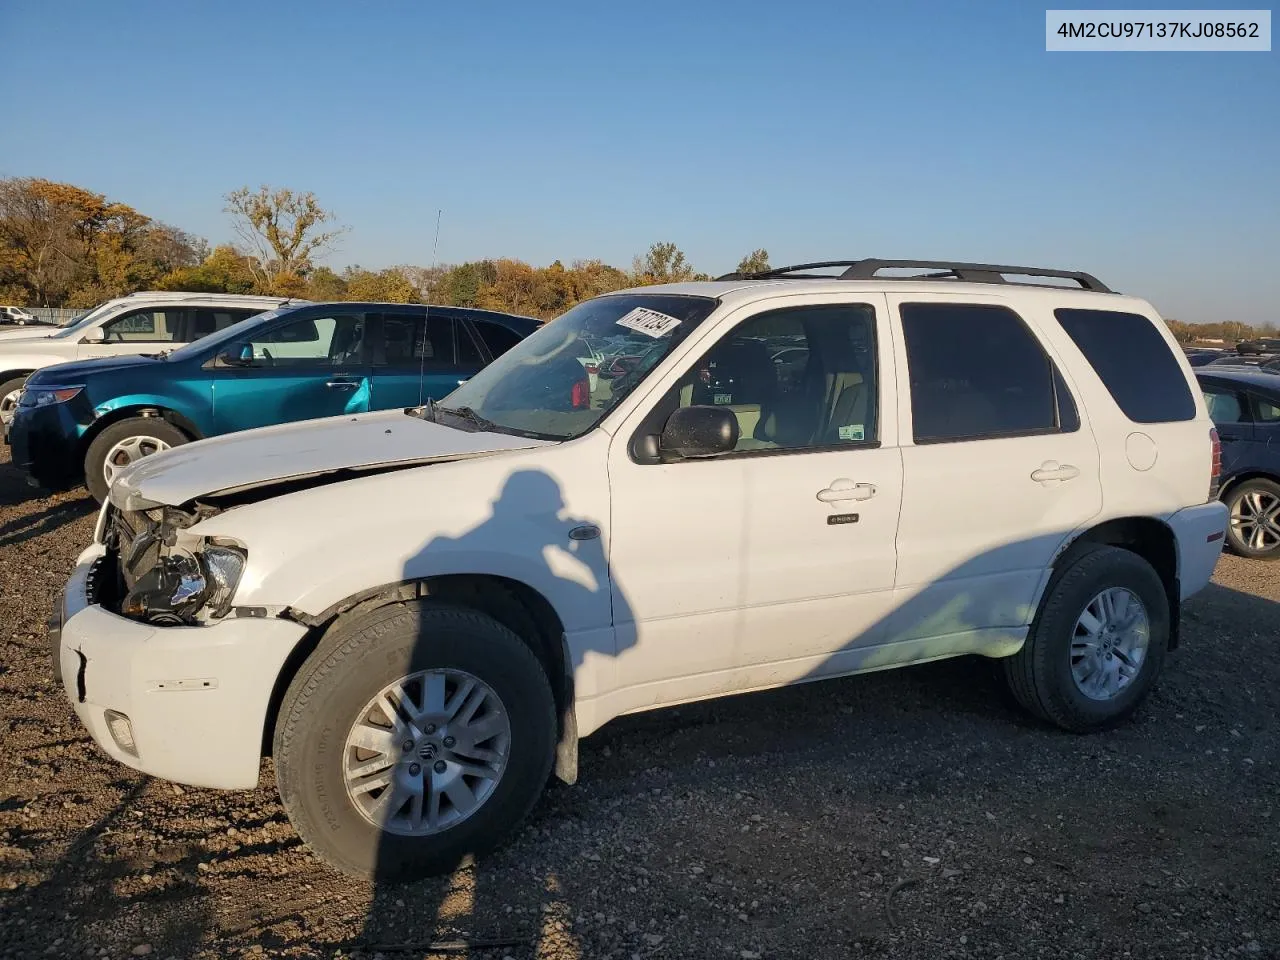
[25,307,83,325]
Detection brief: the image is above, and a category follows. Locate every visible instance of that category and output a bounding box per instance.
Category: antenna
[418,208,443,409]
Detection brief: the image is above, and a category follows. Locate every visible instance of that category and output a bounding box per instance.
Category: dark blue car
[1197,366,1280,559]
[8,301,538,501]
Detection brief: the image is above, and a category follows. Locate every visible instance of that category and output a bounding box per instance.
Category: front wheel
[1001,545,1168,732]
[1224,478,1280,560]
[0,375,28,425]
[83,417,189,503]
[273,602,557,880]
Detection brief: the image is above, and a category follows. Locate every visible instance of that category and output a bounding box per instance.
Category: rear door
[210,309,372,433]
[366,310,477,410]
[1199,377,1254,479]
[887,295,1103,648]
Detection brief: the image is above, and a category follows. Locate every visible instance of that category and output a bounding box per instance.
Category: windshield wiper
[436,404,499,432]
[408,397,439,422]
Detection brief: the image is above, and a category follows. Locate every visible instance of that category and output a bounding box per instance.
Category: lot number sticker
[616,307,682,338]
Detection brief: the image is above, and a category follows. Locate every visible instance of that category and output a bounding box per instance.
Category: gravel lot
[1,446,1277,960]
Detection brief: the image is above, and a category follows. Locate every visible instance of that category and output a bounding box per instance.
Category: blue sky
[2,0,1276,323]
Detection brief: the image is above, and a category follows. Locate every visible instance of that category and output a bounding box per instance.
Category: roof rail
[717,258,1112,293]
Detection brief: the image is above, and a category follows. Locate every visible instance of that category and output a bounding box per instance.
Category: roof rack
[717,258,1112,293]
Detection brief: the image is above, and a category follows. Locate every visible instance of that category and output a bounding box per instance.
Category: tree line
[0,177,1261,337]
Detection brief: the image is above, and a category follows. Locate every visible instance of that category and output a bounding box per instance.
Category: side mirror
[660,405,739,459]
[219,343,255,366]
[80,328,105,344]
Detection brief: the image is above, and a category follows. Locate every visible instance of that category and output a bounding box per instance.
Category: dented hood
[110,409,552,509]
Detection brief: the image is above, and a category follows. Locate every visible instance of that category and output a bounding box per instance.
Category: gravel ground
[0,446,1277,960]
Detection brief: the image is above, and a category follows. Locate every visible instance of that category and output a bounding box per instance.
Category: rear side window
[901,302,1073,443]
[1054,308,1195,423]
[473,319,523,358]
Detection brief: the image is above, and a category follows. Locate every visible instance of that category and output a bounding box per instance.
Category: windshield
[164,304,296,361]
[441,293,718,440]
[50,301,122,338]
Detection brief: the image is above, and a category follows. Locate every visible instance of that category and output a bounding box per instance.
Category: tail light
[1209,427,1222,501]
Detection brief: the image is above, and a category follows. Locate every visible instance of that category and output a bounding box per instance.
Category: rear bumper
[55,544,310,789]
[1168,501,1229,600]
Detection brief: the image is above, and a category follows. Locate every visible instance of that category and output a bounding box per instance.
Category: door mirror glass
[660,405,739,459]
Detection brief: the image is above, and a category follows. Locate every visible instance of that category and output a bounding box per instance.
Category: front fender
[93,389,214,438]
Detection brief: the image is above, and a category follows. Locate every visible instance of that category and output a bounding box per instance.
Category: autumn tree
[342,266,421,303]
[736,249,771,276]
[157,245,257,294]
[631,241,697,285]
[224,185,345,295]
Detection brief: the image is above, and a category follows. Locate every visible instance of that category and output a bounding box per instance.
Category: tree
[736,249,771,276]
[343,266,421,303]
[158,245,257,294]
[224,185,345,295]
[631,241,696,285]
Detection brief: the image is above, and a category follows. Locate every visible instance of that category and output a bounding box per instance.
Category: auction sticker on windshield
[616,307,682,338]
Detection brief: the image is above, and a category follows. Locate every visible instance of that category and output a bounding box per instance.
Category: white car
[53,259,1227,879]
[0,291,303,423]
[0,305,40,326]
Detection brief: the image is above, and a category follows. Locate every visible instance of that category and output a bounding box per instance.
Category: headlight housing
[22,384,83,408]
[121,539,247,624]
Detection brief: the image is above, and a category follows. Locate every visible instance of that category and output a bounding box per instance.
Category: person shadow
[350,466,634,957]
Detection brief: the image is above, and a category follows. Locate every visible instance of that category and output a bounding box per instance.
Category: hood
[28,353,164,383]
[0,328,57,343]
[110,408,554,510]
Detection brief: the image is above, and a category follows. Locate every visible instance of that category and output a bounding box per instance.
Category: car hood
[28,353,164,383]
[0,328,57,343]
[110,409,554,510]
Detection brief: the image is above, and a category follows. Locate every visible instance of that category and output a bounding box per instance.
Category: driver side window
[248,314,365,366]
[670,303,879,453]
[101,308,184,342]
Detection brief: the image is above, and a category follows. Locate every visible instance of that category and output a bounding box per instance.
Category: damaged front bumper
[53,543,309,790]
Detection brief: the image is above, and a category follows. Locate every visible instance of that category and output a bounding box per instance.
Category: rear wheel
[1224,478,1280,560]
[83,417,189,503]
[274,601,557,880]
[1002,545,1168,732]
[0,375,28,425]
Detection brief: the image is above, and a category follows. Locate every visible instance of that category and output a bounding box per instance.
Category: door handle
[325,379,359,391]
[817,479,877,503]
[1031,461,1080,483]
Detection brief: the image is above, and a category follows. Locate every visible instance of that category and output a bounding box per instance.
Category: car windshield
[49,302,120,337]
[439,293,718,440]
[57,313,86,328]
[163,305,295,361]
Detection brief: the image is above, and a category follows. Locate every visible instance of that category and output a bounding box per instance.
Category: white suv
[0,291,302,423]
[52,260,1227,879]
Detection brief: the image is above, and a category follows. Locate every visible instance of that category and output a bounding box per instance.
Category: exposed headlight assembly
[23,385,83,408]
[121,539,247,624]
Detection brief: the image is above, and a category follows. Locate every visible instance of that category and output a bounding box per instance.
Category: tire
[1001,545,1168,732]
[273,601,557,880]
[1224,477,1280,560]
[0,375,28,424]
[83,416,189,503]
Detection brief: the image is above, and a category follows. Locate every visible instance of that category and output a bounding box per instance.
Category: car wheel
[1224,478,1280,560]
[1001,544,1168,732]
[83,417,189,503]
[273,601,557,880]
[0,375,28,425]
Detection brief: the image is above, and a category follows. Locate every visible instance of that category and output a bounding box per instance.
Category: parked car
[1235,337,1280,357]
[51,259,1225,879]
[0,292,299,425]
[1182,349,1225,367]
[9,301,538,502]
[1197,366,1280,559]
[0,305,40,325]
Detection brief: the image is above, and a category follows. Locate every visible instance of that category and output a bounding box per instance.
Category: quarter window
[1054,308,1195,423]
[901,302,1069,443]
[667,303,878,453]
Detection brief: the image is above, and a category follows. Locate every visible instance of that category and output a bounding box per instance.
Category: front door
[886,295,1103,650]
[210,309,372,433]
[605,297,903,714]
